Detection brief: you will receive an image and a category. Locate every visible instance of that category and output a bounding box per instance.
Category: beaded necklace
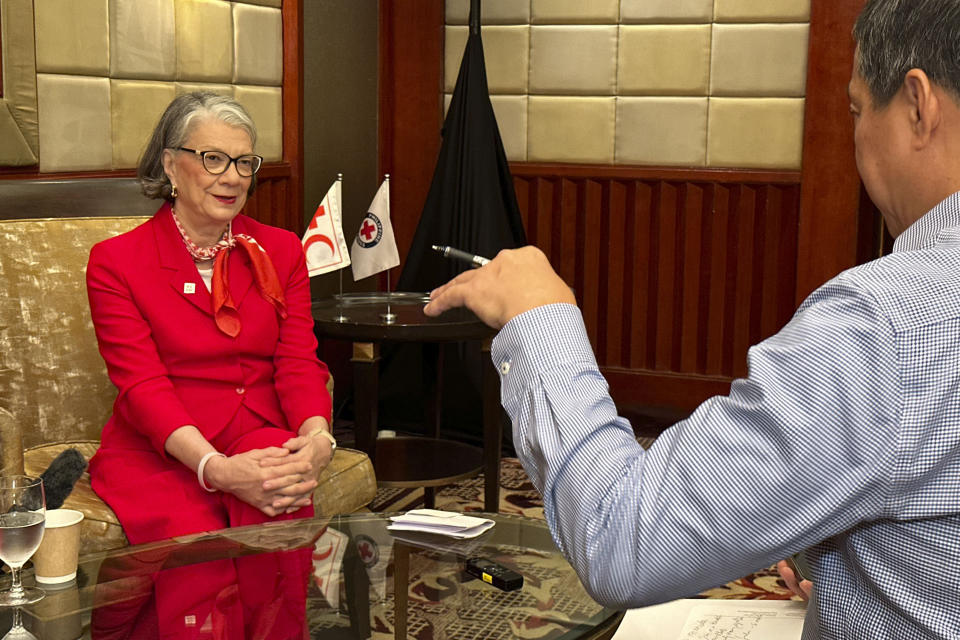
[171,208,232,262]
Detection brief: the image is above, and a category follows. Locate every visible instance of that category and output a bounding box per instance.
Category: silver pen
[431,244,491,267]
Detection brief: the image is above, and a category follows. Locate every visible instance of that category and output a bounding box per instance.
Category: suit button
[236,386,245,395]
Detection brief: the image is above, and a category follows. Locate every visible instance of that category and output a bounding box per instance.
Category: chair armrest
[0,407,24,476]
[313,447,377,516]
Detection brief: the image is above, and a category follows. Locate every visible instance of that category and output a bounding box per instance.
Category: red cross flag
[350,178,399,281]
[302,178,351,276]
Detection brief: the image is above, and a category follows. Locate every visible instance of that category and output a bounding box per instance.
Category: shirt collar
[893,191,960,252]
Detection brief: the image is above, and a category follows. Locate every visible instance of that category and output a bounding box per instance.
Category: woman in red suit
[86,92,332,639]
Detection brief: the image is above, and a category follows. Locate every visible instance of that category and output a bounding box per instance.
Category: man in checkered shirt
[426,0,960,637]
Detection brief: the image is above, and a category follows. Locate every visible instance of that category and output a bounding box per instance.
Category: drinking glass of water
[0,476,46,607]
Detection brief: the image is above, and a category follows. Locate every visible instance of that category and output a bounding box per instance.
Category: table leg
[352,342,381,464]
[422,343,443,509]
[481,338,502,512]
[394,542,409,640]
[423,343,443,439]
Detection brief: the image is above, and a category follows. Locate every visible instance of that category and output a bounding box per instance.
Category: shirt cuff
[491,303,599,399]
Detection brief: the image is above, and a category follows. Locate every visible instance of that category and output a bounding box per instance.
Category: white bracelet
[197,451,226,492]
[308,428,337,450]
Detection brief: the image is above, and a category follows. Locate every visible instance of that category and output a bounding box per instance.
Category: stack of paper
[612,598,806,640]
[387,509,495,539]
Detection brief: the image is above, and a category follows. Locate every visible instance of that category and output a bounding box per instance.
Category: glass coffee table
[1,512,623,639]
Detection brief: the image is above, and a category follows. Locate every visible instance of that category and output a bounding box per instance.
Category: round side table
[312,293,502,511]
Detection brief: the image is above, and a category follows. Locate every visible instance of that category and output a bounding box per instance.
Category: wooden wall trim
[796,0,865,303]
[378,0,444,285]
[377,0,395,184]
[280,0,304,234]
[512,163,800,185]
[0,163,292,183]
[0,169,137,181]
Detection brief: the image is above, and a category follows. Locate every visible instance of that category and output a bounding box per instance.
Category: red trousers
[91,407,314,640]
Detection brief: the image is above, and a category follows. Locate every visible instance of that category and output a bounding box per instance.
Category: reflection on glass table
[0,512,622,639]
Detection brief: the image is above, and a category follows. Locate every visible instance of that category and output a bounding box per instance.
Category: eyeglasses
[176,147,263,177]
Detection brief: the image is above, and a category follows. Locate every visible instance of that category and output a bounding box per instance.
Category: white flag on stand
[302,179,351,277]
[350,178,399,281]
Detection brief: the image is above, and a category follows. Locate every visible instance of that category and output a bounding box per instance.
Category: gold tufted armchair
[0,215,376,554]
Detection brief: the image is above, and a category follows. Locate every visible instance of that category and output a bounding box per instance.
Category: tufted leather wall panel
[444,0,811,170]
[1,0,283,171]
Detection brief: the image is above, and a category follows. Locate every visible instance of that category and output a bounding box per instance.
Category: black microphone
[40,448,88,510]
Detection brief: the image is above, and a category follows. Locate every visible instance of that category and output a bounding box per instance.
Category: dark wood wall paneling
[379,2,868,416]
[0,1,305,236]
[244,165,292,230]
[277,0,304,234]
[512,166,801,412]
[796,0,866,302]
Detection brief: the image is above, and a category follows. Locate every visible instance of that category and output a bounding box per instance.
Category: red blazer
[86,203,331,458]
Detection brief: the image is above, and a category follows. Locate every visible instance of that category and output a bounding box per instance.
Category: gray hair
[854,0,960,108]
[137,92,259,200]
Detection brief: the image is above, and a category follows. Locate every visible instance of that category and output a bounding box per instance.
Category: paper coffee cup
[33,509,84,584]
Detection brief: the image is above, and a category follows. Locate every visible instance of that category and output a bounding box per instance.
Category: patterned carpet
[367,443,796,602]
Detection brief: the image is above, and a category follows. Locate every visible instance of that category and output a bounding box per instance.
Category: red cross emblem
[358,541,374,561]
[354,534,379,567]
[356,215,383,249]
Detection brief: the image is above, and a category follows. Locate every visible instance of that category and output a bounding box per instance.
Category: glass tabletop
[1,512,621,639]
[311,292,492,342]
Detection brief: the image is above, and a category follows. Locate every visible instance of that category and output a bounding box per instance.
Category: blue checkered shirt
[492,193,960,639]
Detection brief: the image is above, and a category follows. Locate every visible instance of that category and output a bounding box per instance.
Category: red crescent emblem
[304,234,336,255]
[313,541,334,561]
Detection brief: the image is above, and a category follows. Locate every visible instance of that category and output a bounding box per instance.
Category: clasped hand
[207,434,334,517]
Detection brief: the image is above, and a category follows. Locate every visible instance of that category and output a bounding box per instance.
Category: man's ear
[903,68,940,147]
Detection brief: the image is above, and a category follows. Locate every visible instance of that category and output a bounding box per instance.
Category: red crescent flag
[302,179,351,277]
